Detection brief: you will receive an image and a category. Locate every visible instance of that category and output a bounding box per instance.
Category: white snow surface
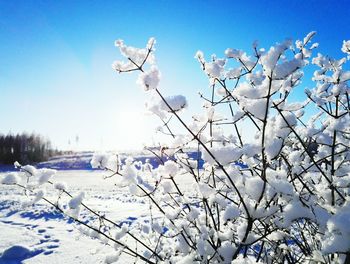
[0,169,194,263]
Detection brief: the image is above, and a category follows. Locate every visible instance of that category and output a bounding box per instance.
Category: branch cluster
[2,32,350,263]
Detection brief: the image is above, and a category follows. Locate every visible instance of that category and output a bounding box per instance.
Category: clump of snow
[105,253,120,264]
[205,61,224,78]
[146,95,187,118]
[223,204,240,222]
[90,153,121,172]
[261,40,292,75]
[112,38,155,72]
[161,160,179,177]
[225,67,241,79]
[341,40,350,55]
[225,48,244,59]
[202,145,242,166]
[322,200,350,254]
[115,224,128,240]
[21,165,37,176]
[176,253,195,264]
[265,138,283,160]
[274,58,303,79]
[161,95,187,112]
[120,158,137,185]
[68,192,85,209]
[1,173,20,185]
[198,182,215,198]
[37,168,56,185]
[160,180,173,193]
[91,153,111,169]
[218,241,235,262]
[33,190,45,204]
[194,50,204,60]
[281,199,314,228]
[137,66,161,91]
[54,182,67,191]
[245,176,264,202]
[267,170,293,195]
[240,98,269,120]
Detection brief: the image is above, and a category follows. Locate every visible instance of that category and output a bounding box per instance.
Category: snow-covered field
[0,169,158,263]
[0,157,197,264]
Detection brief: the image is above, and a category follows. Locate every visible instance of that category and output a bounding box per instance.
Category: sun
[112,108,154,151]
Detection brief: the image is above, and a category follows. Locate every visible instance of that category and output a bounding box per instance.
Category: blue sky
[1,0,349,151]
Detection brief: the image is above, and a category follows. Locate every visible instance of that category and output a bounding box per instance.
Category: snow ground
[0,170,152,263]
[0,151,203,172]
[0,168,195,263]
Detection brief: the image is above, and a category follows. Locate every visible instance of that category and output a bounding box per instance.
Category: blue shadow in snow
[0,151,248,172]
[120,216,138,227]
[19,210,73,223]
[0,246,44,264]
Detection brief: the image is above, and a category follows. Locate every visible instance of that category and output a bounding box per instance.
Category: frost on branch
[112,38,155,73]
[90,152,121,171]
[108,32,349,262]
[137,66,161,91]
[146,95,187,118]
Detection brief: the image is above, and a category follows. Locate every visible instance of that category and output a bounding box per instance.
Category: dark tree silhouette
[0,132,55,164]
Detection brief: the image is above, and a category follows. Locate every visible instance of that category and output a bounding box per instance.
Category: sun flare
[113,108,153,151]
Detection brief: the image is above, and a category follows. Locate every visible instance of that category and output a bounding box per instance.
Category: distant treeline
[0,133,59,164]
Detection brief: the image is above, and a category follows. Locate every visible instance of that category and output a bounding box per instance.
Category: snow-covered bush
[3,32,350,263]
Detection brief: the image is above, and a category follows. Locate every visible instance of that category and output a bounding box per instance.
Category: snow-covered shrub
[3,32,350,263]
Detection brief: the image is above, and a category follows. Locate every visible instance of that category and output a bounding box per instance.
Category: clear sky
[1,0,349,151]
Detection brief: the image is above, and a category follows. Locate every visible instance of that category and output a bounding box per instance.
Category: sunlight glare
[112,108,153,151]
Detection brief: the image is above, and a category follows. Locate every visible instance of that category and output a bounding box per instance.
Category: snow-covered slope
[1,151,205,172]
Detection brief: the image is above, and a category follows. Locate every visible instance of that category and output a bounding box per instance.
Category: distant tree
[0,132,54,164]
